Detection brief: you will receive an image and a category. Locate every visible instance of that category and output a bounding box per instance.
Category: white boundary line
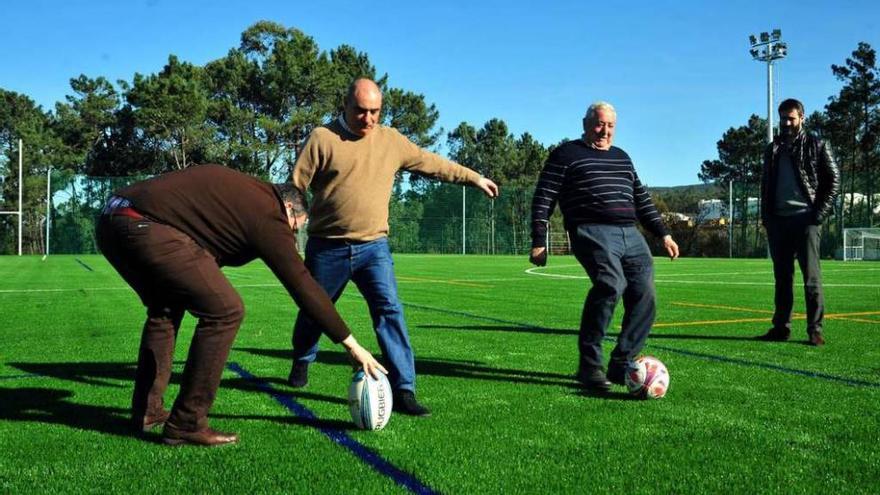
[0,283,283,294]
[524,265,880,287]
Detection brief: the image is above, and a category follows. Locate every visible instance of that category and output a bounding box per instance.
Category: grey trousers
[766,213,825,335]
[571,224,655,370]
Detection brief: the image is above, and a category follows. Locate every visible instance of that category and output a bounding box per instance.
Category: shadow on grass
[416,323,577,336]
[417,323,783,343]
[0,387,135,437]
[0,384,357,440]
[576,389,641,401]
[236,347,580,389]
[8,361,145,387]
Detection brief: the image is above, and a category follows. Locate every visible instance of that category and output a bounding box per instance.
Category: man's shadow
[0,387,136,438]
[236,347,580,389]
[2,362,358,437]
[417,323,769,342]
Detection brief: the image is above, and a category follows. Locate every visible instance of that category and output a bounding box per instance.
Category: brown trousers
[96,213,244,431]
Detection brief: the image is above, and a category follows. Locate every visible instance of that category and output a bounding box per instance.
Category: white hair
[585,101,616,123]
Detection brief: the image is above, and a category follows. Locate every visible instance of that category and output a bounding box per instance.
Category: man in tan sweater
[289,79,498,416]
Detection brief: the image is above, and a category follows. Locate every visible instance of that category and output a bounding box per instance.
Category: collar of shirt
[338,115,355,136]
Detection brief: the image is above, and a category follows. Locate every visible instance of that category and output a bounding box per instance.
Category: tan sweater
[293,119,482,241]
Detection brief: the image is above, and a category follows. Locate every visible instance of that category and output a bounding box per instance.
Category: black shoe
[808,332,825,346]
[576,367,611,392]
[756,327,790,342]
[287,361,309,388]
[392,390,431,417]
[606,364,628,386]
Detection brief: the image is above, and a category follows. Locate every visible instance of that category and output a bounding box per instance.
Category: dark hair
[275,183,308,216]
[778,98,804,117]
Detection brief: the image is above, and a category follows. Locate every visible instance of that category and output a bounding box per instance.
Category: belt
[110,207,144,220]
[102,195,145,220]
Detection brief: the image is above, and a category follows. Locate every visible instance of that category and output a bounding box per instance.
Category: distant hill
[647,182,725,214]
[648,182,721,195]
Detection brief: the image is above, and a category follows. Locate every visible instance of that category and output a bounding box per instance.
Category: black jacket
[760,130,840,225]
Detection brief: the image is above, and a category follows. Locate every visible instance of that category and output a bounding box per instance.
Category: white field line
[524,266,880,287]
[0,283,283,294]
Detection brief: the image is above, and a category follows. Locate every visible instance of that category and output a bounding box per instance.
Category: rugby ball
[625,356,670,399]
[348,369,392,430]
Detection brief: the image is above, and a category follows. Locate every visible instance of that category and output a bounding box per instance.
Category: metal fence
[0,173,853,258]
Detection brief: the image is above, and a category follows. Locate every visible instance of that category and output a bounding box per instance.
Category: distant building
[698,197,758,222]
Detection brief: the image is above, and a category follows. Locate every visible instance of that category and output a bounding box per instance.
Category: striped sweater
[530,140,667,248]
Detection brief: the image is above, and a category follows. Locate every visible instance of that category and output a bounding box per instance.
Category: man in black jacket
[758,99,840,346]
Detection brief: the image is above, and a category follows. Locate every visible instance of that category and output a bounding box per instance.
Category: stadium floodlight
[748,28,788,144]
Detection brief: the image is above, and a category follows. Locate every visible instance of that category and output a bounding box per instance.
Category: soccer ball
[624,356,670,399]
[348,369,392,430]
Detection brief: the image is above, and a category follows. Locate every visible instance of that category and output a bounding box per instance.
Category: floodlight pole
[729,180,734,258]
[45,167,51,256]
[766,62,774,143]
[462,186,466,255]
[18,139,23,256]
[749,30,787,144]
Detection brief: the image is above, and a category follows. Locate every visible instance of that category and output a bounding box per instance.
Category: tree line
[1,21,876,257]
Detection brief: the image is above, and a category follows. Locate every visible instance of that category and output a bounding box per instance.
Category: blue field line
[74,258,94,272]
[644,343,880,388]
[0,373,40,381]
[403,302,880,389]
[226,362,439,495]
[403,302,550,331]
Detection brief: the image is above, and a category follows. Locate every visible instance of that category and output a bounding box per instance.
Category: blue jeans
[570,224,655,370]
[292,237,416,392]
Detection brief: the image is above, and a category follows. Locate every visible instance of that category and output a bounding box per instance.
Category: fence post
[462,185,466,255]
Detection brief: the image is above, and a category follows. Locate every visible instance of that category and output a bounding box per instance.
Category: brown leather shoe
[133,410,171,433]
[808,332,825,346]
[162,423,239,447]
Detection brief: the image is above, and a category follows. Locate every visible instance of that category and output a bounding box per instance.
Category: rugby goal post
[843,228,880,261]
[0,139,23,255]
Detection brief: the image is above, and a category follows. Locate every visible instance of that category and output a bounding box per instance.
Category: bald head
[344,78,383,137]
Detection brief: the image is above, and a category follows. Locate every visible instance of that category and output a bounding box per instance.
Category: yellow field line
[396,276,491,288]
[653,317,768,328]
[666,302,880,327]
[831,317,880,324]
[826,311,880,318]
[671,302,776,315]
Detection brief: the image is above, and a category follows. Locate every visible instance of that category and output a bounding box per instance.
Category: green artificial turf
[1,254,878,493]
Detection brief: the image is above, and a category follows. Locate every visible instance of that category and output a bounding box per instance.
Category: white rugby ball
[348,369,392,430]
[625,356,670,399]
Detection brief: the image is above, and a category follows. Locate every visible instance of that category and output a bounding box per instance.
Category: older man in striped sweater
[529,101,679,392]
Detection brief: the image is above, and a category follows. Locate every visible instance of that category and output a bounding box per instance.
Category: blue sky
[2,0,878,186]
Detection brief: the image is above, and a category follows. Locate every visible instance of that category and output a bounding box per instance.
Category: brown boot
[808,332,825,347]
[162,422,239,447]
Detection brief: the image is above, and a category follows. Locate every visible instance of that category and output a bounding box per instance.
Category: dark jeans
[766,213,824,335]
[570,224,655,370]
[292,237,416,392]
[96,213,244,431]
